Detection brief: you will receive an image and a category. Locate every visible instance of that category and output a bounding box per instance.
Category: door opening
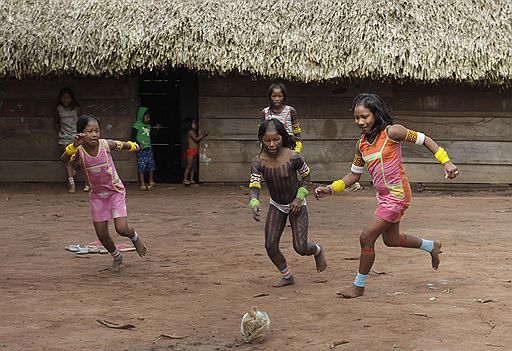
[138,69,198,183]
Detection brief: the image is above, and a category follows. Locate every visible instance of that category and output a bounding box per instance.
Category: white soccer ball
[240,307,271,343]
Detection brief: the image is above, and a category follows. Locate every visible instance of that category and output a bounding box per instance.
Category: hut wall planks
[0,76,139,182]
[198,75,512,184]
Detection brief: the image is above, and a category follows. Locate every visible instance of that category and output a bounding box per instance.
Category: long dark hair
[181,118,196,134]
[268,82,288,110]
[76,115,101,133]
[58,87,80,109]
[352,93,393,143]
[258,118,296,153]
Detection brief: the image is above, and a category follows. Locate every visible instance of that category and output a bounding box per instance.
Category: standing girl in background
[62,116,147,272]
[54,87,81,193]
[130,107,160,191]
[182,118,209,185]
[261,82,303,153]
[315,93,458,298]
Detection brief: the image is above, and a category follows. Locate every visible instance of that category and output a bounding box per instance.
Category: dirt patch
[0,183,511,350]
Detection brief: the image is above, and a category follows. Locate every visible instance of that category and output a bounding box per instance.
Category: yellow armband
[127,141,138,152]
[292,123,302,135]
[331,179,346,193]
[65,143,79,155]
[294,141,303,153]
[434,147,450,164]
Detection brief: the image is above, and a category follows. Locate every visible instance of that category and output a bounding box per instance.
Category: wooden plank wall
[198,75,512,184]
[0,76,139,182]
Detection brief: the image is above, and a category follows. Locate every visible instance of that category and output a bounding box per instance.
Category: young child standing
[62,116,147,272]
[261,82,303,153]
[315,93,458,298]
[130,107,160,190]
[249,119,327,287]
[182,118,209,185]
[54,87,81,193]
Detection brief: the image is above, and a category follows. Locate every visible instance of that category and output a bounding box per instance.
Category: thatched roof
[1,0,511,84]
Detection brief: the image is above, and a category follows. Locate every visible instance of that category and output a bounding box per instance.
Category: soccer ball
[240,307,271,343]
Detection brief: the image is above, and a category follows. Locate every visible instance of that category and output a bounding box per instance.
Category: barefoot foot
[272,276,295,287]
[112,255,123,272]
[314,246,327,272]
[132,236,147,257]
[336,284,365,298]
[430,240,442,270]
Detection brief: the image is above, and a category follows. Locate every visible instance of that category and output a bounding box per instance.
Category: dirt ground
[1,183,512,351]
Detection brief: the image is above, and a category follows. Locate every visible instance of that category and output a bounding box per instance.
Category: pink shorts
[375,201,409,223]
[89,191,127,222]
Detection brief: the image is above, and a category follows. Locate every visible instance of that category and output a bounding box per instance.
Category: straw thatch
[1,0,512,84]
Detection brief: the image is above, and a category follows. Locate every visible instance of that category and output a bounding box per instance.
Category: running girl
[261,82,303,153]
[315,93,458,298]
[61,116,148,272]
[249,119,327,287]
[54,87,81,193]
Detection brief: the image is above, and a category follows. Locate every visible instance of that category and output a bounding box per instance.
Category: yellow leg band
[434,147,450,164]
[65,143,79,155]
[331,179,346,193]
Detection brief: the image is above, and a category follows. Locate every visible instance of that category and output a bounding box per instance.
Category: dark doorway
[138,69,198,183]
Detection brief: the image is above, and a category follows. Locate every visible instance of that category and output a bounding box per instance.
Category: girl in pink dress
[61,116,147,272]
[315,93,459,298]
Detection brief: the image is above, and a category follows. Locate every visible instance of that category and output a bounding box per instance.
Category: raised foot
[315,246,328,272]
[133,236,147,257]
[336,284,365,298]
[430,240,442,270]
[112,255,123,272]
[272,276,295,288]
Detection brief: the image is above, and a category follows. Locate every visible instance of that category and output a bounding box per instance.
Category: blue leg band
[353,272,368,288]
[420,239,434,253]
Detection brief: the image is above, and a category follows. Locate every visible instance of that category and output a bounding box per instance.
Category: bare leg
[265,205,294,287]
[138,173,147,190]
[289,206,327,272]
[93,221,122,272]
[382,223,442,270]
[148,171,155,189]
[338,215,392,298]
[183,157,193,185]
[66,163,75,193]
[190,157,196,184]
[114,217,147,257]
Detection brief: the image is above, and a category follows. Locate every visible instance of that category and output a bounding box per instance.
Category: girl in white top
[54,88,81,193]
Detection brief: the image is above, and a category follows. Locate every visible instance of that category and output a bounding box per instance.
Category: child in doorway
[248,119,327,287]
[182,118,209,185]
[261,82,303,153]
[54,87,82,193]
[315,93,458,298]
[130,107,160,191]
[62,115,147,272]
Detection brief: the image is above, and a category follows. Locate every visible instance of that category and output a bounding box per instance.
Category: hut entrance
[138,69,198,183]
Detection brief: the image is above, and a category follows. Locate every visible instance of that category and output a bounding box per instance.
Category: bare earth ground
[1,183,512,351]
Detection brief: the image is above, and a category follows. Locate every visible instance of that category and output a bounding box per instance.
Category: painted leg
[289,206,327,272]
[265,205,294,287]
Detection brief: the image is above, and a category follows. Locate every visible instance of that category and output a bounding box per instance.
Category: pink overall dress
[79,139,127,222]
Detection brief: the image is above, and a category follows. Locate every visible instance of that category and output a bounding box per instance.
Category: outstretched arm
[387,124,458,179]
[189,129,209,143]
[315,141,364,199]
[248,158,263,221]
[106,139,139,152]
